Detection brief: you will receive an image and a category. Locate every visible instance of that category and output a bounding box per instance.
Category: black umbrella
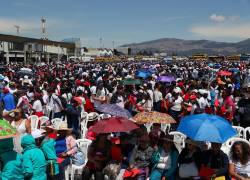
[16,70,34,78]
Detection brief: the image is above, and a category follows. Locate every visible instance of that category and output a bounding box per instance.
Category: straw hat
[88,112,99,121]
[47,122,72,131]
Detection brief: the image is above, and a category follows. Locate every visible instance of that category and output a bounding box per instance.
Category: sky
[0,0,250,48]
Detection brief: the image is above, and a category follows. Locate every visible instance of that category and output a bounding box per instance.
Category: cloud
[210,14,226,22]
[190,24,250,39]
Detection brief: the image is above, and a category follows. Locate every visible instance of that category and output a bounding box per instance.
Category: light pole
[14,25,20,35]
[99,37,102,49]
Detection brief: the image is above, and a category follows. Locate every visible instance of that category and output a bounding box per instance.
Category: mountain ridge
[120,38,250,55]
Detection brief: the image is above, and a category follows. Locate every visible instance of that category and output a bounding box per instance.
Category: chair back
[232,126,245,138]
[29,115,39,130]
[76,139,92,155]
[51,118,63,129]
[169,131,187,152]
[244,127,250,141]
[225,137,250,149]
[39,116,50,128]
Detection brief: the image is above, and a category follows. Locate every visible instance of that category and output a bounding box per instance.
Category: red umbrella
[217,71,232,76]
[91,117,139,134]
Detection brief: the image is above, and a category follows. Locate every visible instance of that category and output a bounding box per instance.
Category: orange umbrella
[133,111,176,124]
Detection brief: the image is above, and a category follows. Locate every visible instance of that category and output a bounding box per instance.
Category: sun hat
[88,112,99,121]
[55,122,73,131]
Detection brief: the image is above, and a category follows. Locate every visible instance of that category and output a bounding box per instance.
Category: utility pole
[14,25,20,35]
[112,41,115,50]
[41,17,46,39]
[99,37,102,49]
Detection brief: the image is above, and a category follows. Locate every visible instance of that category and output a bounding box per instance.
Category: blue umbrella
[96,104,132,119]
[136,69,152,79]
[177,113,237,143]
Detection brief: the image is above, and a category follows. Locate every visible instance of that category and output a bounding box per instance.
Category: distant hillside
[121,38,250,55]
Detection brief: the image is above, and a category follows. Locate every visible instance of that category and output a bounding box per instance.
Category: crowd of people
[0,60,250,180]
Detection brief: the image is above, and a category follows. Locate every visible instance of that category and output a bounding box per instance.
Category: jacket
[151,148,179,180]
[21,135,47,180]
[0,138,24,180]
[40,138,59,175]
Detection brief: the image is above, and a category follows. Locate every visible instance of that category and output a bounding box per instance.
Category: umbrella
[177,113,237,143]
[122,78,141,85]
[135,70,152,79]
[96,104,132,118]
[91,116,139,134]
[217,71,232,76]
[16,70,34,77]
[0,119,17,139]
[133,111,176,124]
[157,76,176,83]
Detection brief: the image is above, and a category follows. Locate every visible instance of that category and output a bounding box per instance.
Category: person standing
[153,83,163,112]
[238,86,250,128]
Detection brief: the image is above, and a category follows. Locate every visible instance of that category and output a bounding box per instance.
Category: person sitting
[149,123,165,149]
[82,133,111,180]
[178,138,202,179]
[54,122,77,179]
[201,142,230,180]
[150,134,179,180]
[128,133,154,180]
[0,138,24,180]
[229,141,250,180]
[21,134,47,180]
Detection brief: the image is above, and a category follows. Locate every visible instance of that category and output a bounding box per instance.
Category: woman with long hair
[229,141,250,180]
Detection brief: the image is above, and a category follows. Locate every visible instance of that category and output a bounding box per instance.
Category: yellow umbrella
[133,111,176,124]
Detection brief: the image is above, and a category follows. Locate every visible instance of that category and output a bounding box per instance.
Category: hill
[121,38,250,55]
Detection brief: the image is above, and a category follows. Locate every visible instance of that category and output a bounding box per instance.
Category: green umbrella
[0,119,17,139]
[122,78,141,85]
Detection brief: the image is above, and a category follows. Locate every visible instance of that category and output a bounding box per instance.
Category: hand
[162,177,166,180]
[59,152,67,157]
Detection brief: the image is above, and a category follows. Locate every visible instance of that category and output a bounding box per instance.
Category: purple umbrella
[157,76,175,83]
[96,104,132,118]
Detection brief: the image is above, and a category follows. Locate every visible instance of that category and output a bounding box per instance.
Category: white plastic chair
[244,127,250,141]
[145,122,153,133]
[169,131,187,153]
[81,111,88,121]
[80,122,88,139]
[223,137,250,155]
[232,126,245,138]
[29,115,39,130]
[39,116,49,129]
[70,139,92,180]
[51,118,63,129]
[161,124,171,134]
[99,114,111,120]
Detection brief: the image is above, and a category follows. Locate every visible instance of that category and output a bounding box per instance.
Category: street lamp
[14,25,20,35]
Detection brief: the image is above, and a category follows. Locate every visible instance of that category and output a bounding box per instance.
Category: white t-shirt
[154,90,163,102]
[33,100,43,112]
[198,97,209,110]
[156,151,171,170]
[229,158,250,176]
[171,96,183,111]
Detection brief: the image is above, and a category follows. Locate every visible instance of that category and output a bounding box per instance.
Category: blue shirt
[2,93,16,111]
